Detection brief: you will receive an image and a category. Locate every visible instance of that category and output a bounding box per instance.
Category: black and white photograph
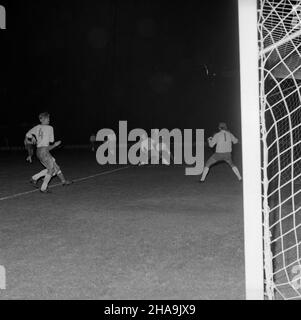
[0,0,301,303]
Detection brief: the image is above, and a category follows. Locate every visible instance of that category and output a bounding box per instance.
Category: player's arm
[208,134,217,148]
[48,140,62,151]
[230,133,239,144]
[25,127,39,144]
[24,135,30,145]
[26,126,38,139]
[49,126,55,144]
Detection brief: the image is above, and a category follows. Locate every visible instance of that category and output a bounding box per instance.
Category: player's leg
[40,173,52,192]
[161,155,169,165]
[150,146,161,164]
[139,148,149,165]
[159,150,170,165]
[232,166,242,180]
[51,157,73,186]
[30,169,48,186]
[56,168,73,186]
[157,143,170,165]
[225,153,242,181]
[29,148,47,188]
[38,149,54,192]
[200,154,218,182]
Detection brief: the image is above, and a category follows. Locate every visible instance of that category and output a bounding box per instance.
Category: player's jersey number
[38,128,44,141]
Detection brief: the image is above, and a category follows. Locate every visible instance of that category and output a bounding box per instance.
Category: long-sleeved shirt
[209,130,238,153]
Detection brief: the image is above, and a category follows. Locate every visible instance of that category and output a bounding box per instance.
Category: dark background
[0,0,241,146]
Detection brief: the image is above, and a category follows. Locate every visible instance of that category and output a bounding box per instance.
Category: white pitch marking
[0,166,130,202]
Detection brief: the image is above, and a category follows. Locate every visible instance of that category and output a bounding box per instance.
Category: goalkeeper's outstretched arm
[208,134,217,148]
[230,133,239,144]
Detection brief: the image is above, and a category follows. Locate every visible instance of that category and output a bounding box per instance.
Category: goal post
[239,0,301,300]
[238,0,264,300]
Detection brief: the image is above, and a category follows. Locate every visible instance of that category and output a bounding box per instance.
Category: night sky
[0,0,241,145]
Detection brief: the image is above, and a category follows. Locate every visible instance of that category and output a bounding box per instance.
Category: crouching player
[153,129,172,165]
[139,133,160,165]
[26,112,73,193]
[200,122,242,182]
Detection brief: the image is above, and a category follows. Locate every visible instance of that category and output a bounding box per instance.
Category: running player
[200,122,242,182]
[26,112,72,193]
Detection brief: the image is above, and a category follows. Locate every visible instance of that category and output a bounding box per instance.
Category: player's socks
[30,178,39,188]
[32,169,48,181]
[41,174,52,192]
[57,171,73,186]
[40,188,51,193]
[62,180,73,186]
[57,171,65,183]
[232,166,242,180]
[57,171,67,183]
[200,167,209,181]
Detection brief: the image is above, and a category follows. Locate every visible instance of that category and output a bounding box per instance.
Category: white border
[238,0,264,300]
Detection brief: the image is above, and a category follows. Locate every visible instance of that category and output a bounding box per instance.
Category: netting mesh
[258,0,301,299]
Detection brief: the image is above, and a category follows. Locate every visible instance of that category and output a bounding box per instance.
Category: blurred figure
[90,133,96,152]
[24,134,36,163]
[153,129,172,165]
[107,133,116,156]
[139,133,160,165]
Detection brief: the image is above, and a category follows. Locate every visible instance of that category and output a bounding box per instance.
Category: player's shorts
[205,152,234,167]
[36,147,60,176]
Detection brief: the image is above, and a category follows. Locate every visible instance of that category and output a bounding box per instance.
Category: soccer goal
[239,0,301,300]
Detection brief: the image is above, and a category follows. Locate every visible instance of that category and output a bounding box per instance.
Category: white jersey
[209,130,238,153]
[26,125,54,148]
[108,133,116,142]
[24,136,35,145]
[155,142,170,153]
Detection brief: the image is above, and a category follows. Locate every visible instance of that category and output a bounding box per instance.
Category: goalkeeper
[200,122,242,182]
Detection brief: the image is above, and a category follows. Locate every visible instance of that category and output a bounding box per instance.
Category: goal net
[258,0,301,300]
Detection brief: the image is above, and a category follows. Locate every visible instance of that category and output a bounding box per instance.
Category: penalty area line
[0,166,130,202]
